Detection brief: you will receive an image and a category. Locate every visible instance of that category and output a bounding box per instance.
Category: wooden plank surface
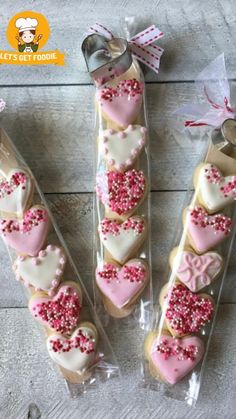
[0,0,236,84]
[1,0,236,417]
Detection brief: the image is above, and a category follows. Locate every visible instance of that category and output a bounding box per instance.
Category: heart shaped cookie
[14,244,66,294]
[160,283,214,337]
[0,168,33,217]
[149,333,204,384]
[47,323,97,374]
[96,259,149,309]
[195,163,236,213]
[169,247,223,292]
[0,206,50,256]
[186,206,232,253]
[96,169,146,216]
[29,282,82,334]
[99,216,146,263]
[100,125,147,171]
[96,79,144,127]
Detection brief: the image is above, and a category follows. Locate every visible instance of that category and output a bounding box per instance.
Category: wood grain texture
[0,0,236,84]
[0,82,216,193]
[0,305,235,418]
[1,191,236,308]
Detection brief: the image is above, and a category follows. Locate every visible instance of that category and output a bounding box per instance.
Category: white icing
[0,168,32,216]
[47,326,97,374]
[99,217,146,263]
[14,245,66,292]
[100,125,146,170]
[198,163,235,212]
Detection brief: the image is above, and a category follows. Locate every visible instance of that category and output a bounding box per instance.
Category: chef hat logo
[15,17,38,33]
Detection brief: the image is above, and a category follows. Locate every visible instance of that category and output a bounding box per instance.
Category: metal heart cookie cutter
[82,34,133,87]
[212,118,236,154]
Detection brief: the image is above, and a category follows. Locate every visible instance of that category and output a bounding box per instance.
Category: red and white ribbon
[174,54,235,128]
[88,23,164,74]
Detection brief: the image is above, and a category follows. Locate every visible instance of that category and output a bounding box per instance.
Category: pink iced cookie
[96,259,149,308]
[186,206,232,253]
[0,206,50,256]
[96,169,146,216]
[150,334,204,384]
[0,168,33,217]
[170,248,223,292]
[100,125,147,171]
[29,282,82,334]
[47,323,97,374]
[99,216,146,264]
[14,244,66,294]
[96,79,144,127]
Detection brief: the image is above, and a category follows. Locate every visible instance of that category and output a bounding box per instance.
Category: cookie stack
[145,162,235,384]
[0,166,98,382]
[94,73,151,318]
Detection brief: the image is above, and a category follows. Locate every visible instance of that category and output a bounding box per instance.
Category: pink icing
[0,207,49,256]
[96,260,148,308]
[29,285,82,334]
[176,251,222,292]
[97,79,144,126]
[187,206,232,253]
[96,169,146,215]
[151,335,204,384]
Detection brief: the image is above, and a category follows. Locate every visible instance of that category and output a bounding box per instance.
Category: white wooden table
[0,1,236,418]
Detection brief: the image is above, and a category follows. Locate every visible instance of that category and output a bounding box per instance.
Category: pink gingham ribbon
[88,23,164,74]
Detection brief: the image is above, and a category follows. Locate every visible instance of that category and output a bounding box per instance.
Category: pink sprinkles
[0,171,27,199]
[156,337,199,362]
[32,286,81,334]
[97,262,146,284]
[189,206,232,236]
[96,169,146,215]
[100,79,144,102]
[165,283,214,335]
[49,329,95,354]
[0,208,48,235]
[204,164,236,198]
[100,217,145,239]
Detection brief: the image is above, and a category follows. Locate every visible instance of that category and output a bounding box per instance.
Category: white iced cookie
[13,244,66,295]
[98,216,146,263]
[0,168,33,217]
[100,125,147,171]
[194,163,236,213]
[47,323,97,374]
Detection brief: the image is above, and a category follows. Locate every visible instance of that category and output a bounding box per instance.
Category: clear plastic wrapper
[82,22,164,327]
[0,123,119,397]
[143,54,236,405]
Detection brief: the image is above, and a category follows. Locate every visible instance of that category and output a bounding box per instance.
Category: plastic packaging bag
[0,119,119,396]
[82,22,164,327]
[143,54,236,405]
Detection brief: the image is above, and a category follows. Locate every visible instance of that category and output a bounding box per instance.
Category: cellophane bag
[142,54,236,405]
[82,20,164,328]
[0,114,119,397]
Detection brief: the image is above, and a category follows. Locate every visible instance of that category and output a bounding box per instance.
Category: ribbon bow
[174,53,235,128]
[88,23,164,74]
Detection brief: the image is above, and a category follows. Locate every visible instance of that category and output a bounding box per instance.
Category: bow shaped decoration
[174,53,236,128]
[87,23,164,75]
